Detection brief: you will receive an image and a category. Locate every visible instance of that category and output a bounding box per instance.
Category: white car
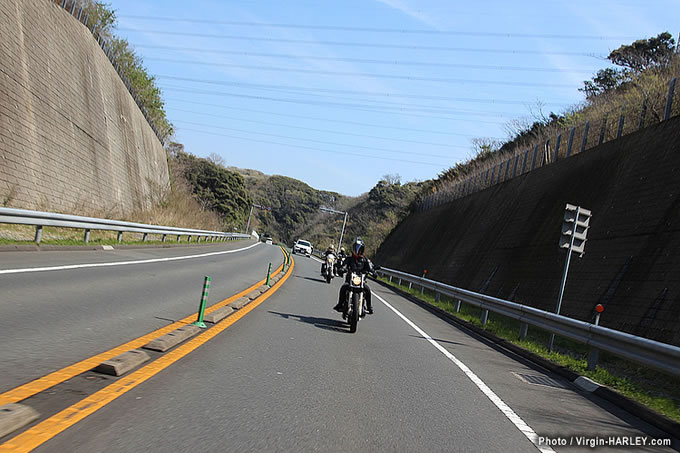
[293,239,313,257]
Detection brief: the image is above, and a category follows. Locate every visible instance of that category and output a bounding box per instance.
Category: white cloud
[373,0,442,29]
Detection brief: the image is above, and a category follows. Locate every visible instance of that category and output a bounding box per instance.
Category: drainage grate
[512,372,568,389]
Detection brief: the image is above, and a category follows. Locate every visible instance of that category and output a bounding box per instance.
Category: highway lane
[32,255,677,452]
[0,240,282,393]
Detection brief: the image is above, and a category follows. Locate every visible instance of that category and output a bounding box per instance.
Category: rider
[321,244,336,274]
[335,246,347,275]
[334,237,376,314]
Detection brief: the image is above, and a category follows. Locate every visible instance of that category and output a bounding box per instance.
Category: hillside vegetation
[430,32,680,194]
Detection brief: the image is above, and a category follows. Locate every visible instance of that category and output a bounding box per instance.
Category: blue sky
[112,0,678,196]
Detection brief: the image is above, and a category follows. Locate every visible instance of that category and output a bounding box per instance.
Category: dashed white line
[0,242,261,275]
[372,291,555,453]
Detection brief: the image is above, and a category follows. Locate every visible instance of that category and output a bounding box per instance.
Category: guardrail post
[481,309,489,326]
[143,233,148,242]
[408,281,412,290]
[192,276,210,328]
[389,276,392,283]
[35,226,43,244]
[117,231,123,243]
[587,305,604,370]
[84,229,90,243]
[162,234,167,243]
[177,235,181,242]
[435,292,440,302]
[455,300,461,312]
[398,278,402,286]
[519,323,528,340]
[188,235,192,242]
[197,236,201,243]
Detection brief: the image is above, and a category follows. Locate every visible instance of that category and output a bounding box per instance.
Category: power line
[157,78,541,119]
[174,120,457,159]
[146,57,576,88]
[117,28,605,57]
[118,15,635,40]
[159,82,513,119]
[133,44,598,73]
[158,75,568,106]
[178,127,447,167]
[165,97,503,138]
[172,108,493,147]
[161,86,512,124]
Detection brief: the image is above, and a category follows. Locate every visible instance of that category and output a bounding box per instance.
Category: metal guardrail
[0,207,251,244]
[377,267,680,377]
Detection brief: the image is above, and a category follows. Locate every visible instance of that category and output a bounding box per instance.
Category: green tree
[608,32,676,74]
[580,32,676,99]
[172,148,250,229]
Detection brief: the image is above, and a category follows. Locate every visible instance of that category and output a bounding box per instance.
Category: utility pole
[244,204,271,235]
[319,206,348,252]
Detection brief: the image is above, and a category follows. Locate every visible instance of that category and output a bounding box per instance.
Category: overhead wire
[132,44,599,74]
[178,127,448,168]
[145,57,576,89]
[164,97,503,138]
[158,82,514,119]
[174,120,458,159]
[116,28,605,57]
[160,85,511,124]
[172,107,492,146]
[157,75,569,106]
[118,16,635,40]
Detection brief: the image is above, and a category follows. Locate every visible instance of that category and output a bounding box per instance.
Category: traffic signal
[559,203,591,256]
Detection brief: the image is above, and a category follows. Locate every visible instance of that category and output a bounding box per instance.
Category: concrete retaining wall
[0,0,169,215]
[376,115,680,346]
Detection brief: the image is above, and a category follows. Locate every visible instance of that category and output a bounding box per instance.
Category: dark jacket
[341,255,375,281]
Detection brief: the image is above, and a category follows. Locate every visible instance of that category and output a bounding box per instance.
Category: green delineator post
[193,276,210,328]
[266,263,272,286]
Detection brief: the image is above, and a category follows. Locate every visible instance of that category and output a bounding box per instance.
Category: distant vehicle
[265,238,273,245]
[293,239,313,257]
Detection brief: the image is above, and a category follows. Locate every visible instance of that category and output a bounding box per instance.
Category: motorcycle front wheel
[349,292,360,333]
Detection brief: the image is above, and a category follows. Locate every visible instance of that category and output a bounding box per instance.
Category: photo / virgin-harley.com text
[537,435,672,449]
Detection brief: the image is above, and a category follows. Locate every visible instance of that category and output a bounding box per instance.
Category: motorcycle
[342,271,367,333]
[334,254,346,277]
[321,252,336,284]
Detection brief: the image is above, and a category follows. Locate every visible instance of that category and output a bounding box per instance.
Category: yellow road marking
[0,256,294,452]
[0,252,286,406]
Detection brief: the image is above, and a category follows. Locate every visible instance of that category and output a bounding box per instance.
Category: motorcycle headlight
[352,275,362,286]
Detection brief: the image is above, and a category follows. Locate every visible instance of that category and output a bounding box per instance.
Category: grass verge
[377,276,680,422]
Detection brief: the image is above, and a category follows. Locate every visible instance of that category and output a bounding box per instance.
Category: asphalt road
[30,255,678,452]
[0,240,283,393]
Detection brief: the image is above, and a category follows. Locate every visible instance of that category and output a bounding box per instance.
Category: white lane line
[372,292,555,453]
[0,242,261,275]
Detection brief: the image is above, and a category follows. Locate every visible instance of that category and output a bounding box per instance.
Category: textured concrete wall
[376,115,680,346]
[0,0,169,215]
